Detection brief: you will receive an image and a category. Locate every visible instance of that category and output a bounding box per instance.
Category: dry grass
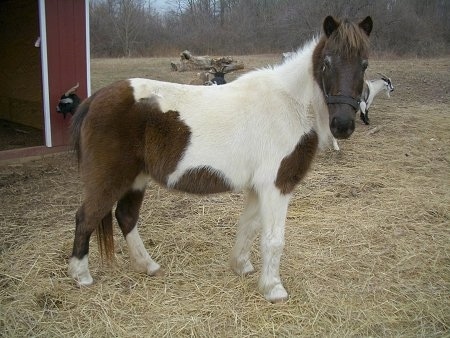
[0,56,449,337]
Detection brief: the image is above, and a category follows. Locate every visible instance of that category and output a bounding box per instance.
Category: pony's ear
[359,16,373,36]
[323,16,339,37]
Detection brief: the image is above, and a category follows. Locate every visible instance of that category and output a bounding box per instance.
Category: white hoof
[148,267,164,277]
[263,283,289,303]
[145,262,163,276]
[126,228,162,277]
[132,258,162,277]
[68,256,93,286]
[230,258,255,276]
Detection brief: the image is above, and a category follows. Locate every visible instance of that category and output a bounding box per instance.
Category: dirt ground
[0,56,449,337]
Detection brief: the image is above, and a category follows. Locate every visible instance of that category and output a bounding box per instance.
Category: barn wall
[45,0,88,147]
[0,0,42,129]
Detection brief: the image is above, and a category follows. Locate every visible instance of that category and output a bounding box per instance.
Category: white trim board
[38,0,52,147]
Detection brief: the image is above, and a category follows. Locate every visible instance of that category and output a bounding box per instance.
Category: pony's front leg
[231,190,260,275]
[332,137,340,151]
[258,189,291,302]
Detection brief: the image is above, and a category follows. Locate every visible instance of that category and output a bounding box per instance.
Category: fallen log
[171,50,244,72]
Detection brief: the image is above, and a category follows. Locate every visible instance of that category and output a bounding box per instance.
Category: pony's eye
[323,56,332,71]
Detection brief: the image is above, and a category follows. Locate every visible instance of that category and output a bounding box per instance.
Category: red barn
[0,0,90,161]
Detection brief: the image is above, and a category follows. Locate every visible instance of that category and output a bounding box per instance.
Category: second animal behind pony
[359,73,394,124]
[206,66,227,85]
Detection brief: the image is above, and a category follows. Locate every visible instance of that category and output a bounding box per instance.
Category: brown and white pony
[69,15,372,302]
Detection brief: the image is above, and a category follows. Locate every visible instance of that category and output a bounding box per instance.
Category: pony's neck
[276,38,320,102]
[276,39,330,147]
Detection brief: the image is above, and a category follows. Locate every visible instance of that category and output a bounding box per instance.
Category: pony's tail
[70,92,98,163]
[97,212,115,263]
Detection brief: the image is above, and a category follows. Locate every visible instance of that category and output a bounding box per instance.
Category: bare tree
[90,0,450,57]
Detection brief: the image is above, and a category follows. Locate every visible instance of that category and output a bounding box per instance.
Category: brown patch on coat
[78,81,192,195]
[79,81,148,197]
[275,131,318,194]
[142,100,192,185]
[172,166,233,194]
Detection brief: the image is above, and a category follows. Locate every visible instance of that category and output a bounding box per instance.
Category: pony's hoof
[132,258,162,276]
[144,261,163,276]
[230,259,255,276]
[148,267,164,277]
[75,275,94,287]
[68,257,93,286]
[264,284,289,303]
[69,269,93,286]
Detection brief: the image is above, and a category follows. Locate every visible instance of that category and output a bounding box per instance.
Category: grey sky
[150,0,173,12]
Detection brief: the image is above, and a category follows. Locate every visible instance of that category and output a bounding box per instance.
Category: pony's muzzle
[330,116,355,139]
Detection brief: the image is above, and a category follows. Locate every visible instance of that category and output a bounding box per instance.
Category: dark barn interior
[0,0,44,151]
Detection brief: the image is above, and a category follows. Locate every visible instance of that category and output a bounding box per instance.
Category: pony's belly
[169,166,233,195]
[134,166,234,195]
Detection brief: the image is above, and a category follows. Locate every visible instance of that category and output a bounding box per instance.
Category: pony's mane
[271,37,318,71]
[326,19,370,56]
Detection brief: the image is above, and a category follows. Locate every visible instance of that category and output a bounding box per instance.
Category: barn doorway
[0,0,44,151]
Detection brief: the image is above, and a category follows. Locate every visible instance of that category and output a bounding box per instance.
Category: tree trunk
[171,50,244,72]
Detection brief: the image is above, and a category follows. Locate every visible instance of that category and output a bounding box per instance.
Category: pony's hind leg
[68,170,127,286]
[230,190,260,275]
[68,204,112,286]
[115,181,162,276]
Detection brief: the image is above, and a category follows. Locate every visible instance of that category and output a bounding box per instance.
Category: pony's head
[314,15,373,139]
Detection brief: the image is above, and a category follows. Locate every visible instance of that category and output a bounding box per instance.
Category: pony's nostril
[331,117,338,128]
[330,115,355,139]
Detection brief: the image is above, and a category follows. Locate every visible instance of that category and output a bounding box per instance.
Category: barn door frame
[38,0,51,147]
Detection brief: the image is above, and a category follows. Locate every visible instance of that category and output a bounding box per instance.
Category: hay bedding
[0,57,449,337]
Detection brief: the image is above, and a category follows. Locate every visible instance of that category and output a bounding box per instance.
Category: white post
[85,0,91,96]
[38,0,52,147]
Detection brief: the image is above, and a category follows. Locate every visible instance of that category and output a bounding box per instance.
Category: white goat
[359,73,394,125]
[328,73,394,151]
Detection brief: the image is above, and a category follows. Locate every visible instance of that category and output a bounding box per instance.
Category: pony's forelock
[327,19,370,57]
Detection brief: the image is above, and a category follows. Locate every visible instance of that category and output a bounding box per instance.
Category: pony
[68,15,373,302]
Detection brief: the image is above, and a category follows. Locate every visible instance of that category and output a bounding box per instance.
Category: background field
[1,55,449,337]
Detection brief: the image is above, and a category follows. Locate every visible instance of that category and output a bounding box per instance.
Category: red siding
[45,0,88,146]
